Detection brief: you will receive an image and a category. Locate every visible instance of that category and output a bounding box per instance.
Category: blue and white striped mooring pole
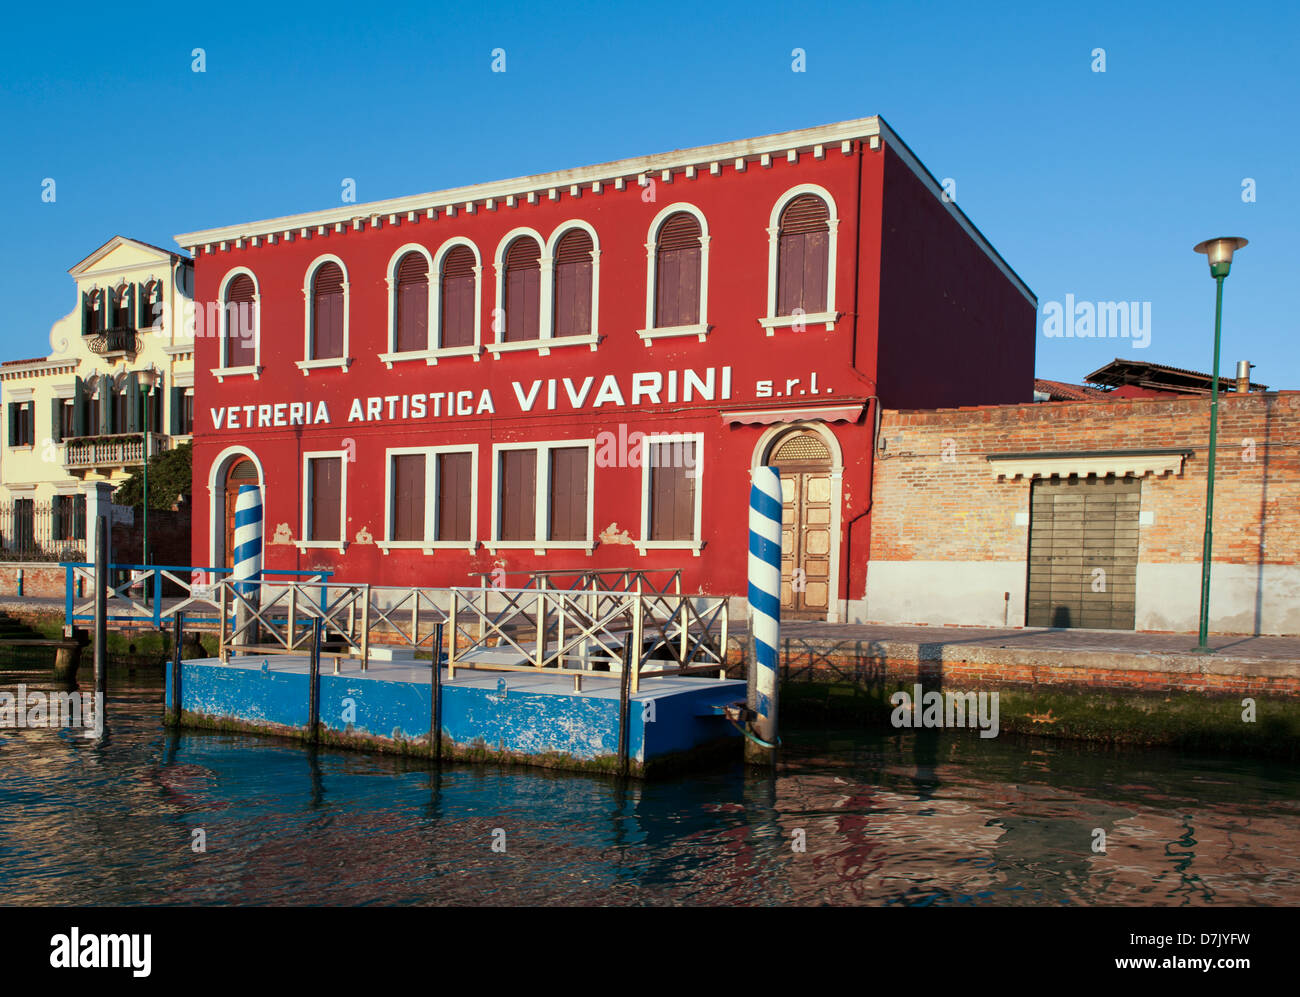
[746,465,782,762]
[232,484,263,646]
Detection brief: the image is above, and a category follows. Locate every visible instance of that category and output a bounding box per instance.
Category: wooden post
[360,584,371,671]
[169,611,184,724]
[630,594,643,695]
[93,515,108,696]
[219,579,229,663]
[535,590,546,669]
[618,632,633,778]
[287,583,297,651]
[308,619,321,744]
[719,599,730,679]
[430,622,443,763]
[447,589,458,680]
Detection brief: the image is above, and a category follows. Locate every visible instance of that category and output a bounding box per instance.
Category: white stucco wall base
[861,561,1027,628]
[860,559,1300,635]
[1135,563,1300,635]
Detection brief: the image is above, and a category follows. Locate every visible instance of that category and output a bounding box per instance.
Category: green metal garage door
[1026,476,1141,630]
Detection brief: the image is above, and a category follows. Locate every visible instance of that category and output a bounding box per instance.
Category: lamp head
[135,367,158,393]
[1194,236,1248,278]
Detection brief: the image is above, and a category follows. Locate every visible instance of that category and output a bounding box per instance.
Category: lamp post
[136,367,159,570]
[1191,236,1247,652]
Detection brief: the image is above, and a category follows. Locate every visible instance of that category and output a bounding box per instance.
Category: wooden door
[772,431,832,620]
[1025,476,1140,630]
[223,458,258,569]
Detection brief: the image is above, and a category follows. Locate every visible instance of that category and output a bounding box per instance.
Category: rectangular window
[61,401,75,441]
[391,453,426,541]
[306,455,343,543]
[15,402,34,447]
[182,390,194,435]
[493,441,593,547]
[548,446,589,541]
[437,451,473,542]
[498,449,537,541]
[640,435,703,548]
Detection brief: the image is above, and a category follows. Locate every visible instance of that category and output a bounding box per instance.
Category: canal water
[1,681,1297,906]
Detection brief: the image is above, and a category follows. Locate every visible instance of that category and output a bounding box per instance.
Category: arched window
[310,261,345,359]
[440,245,477,349]
[111,284,132,330]
[552,229,593,338]
[654,212,702,328]
[503,236,542,343]
[139,279,163,332]
[776,194,830,315]
[394,252,429,353]
[224,274,257,368]
[84,289,104,336]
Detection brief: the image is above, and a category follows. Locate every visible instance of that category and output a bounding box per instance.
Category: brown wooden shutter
[777,195,830,316]
[312,262,345,358]
[547,446,588,541]
[504,238,541,342]
[391,453,425,541]
[499,449,537,541]
[309,456,342,541]
[553,230,593,338]
[225,275,257,366]
[394,252,429,353]
[440,246,476,349]
[436,451,472,541]
[655,212,701,327]
[649,440,696,541]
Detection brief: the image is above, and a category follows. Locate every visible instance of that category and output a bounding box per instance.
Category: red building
[176,116,1035,622]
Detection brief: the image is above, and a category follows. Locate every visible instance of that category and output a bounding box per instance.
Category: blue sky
[2,1,1295,387]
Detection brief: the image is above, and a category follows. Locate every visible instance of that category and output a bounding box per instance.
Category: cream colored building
[0,237,194,558]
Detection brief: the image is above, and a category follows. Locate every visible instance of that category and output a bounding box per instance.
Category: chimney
[1236,361,1254,395]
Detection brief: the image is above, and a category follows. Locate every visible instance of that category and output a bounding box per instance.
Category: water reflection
[0,684,1297,906]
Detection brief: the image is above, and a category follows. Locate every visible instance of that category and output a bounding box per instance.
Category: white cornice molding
[176,117,886,247]
[988,450,1191,480]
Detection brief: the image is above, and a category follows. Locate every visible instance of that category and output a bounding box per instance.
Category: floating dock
[168,655,745,777]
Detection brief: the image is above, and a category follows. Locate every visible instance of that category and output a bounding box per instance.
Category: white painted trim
[488,439,596,554]
[642,202,710,336]
[217,266,262,371]
[764,184,840,330]
[381,443,479,551]
[384,243,435,355]
[298,449,349,551]
[206,446,266,570]
[989,452,1188,479]
[636,432,704,555]
[751,422,845,623]
[300,254,351,371]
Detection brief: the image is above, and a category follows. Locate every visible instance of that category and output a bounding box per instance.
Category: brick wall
[863,391,1300,633]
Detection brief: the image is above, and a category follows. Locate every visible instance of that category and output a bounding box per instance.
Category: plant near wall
[114,442,192,511]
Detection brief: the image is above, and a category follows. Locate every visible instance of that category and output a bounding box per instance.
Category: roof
[173,116,1035,306]
[68,236,191,276]
[2,356,52,367]
[1034,378,1108,402]
[1084,358,1268,394]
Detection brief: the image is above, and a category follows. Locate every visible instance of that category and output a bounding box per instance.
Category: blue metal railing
[61,562,332,628]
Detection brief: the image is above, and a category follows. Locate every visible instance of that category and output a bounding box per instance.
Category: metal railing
[62,562,332,629]
[214,577,728,693]
[1,500,86,562]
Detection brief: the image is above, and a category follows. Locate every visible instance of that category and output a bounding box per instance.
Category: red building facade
[177,117,1035,622]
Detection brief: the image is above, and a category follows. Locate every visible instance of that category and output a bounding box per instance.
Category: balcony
[63,433,170,470]
[85,326,138,356]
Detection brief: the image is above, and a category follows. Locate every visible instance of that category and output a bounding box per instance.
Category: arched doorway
[208,448,265,571]
[768,428,833,620]
[223,458,259,569]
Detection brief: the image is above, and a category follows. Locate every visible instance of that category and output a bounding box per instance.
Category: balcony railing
[63,432,170,469]
[86,326,137,355]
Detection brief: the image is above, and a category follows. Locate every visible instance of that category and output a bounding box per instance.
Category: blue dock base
[167,656,746,777]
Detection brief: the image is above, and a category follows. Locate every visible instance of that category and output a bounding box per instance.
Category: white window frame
[211,266,263,381]
[379,444,478,554]
[636,432,705,555]
[297,449,348,552]
[760,184,841,334]
[379,243,434,366]
[488,439,596,554]
[540,220,601,351]
[296,254,352,374]
[638,202,711,345]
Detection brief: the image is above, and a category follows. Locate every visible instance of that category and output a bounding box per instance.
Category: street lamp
[135,367,159,570]
[1191,236,1247,652]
